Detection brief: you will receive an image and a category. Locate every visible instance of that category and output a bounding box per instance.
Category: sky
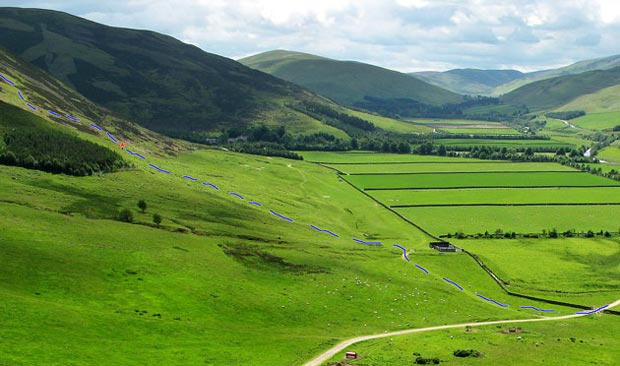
[5,0,620,72]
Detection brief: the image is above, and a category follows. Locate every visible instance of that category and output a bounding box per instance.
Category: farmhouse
[429,241,461,252]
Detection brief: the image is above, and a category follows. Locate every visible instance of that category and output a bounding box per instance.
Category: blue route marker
[414,264,429,274]
[48,110,62,117]
[182,175,198,181]
[65,114,80,122]
[148,163,170,174]
[27,103,37,111]
[202,182,219,190]
[352,237,382,245]
[248,201,263,207]
[393,244,410,262]
[269,209,294,222]
[134,153,146,160]
[520,306,555,313]
[442,277,464,291]
[229,192,244,200]
[89,123,103,131]
[476,293,509,307]
[576,304,609,315]
[0,73,15,86]
[106,132,118,143]
[17,90,25,100]
[310,224,339,238]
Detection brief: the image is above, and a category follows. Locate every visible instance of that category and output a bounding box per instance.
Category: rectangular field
[346,171,619,190]
[299,151,480,163]
[436,138,572,148]
[437,127,522,135]
[571,112,620,130]
[371,187,620,206]
[333,162,575,174]
[396,205,620,234]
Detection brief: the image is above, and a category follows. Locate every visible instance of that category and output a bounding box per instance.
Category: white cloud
[14,0,620,72]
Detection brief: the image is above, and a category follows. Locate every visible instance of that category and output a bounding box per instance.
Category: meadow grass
[437,127,522,135]
[345,171,618,190]
[300,151,480,163]
[404,118,503,125]
[571,112,620,130]
[597,143,620,163]
[396,205,620,235]
[325,316,620,366]
[370,187,620,206]
[437,138,572,149]
[332,162,574,174]
[345,109,432,134]
[455,237,620,295]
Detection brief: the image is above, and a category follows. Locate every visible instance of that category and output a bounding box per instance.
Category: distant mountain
[240,50,463,108]
[0,8,350,137]
[501,66,620,112]
[494,54,620,95]
[411,69,524,96]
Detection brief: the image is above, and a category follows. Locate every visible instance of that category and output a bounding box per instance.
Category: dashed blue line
[393,244,410,262]
[442,277,464,291]
[134,153,146,160]
[27,103,37,111]
[269,210,294,222]
[89,123,103,131]
[106,132,118,143]
[352,238,382,245]
[249,201,263,207]
[65,114,80,122]
[17,90,24,100]
[229,192,244,200]
[520,306,555,313]
[148,163,170,174]
[576,304,609,315]
[310,224,339,238]
[0,73,15,86]
[202,182,219,190]
[182,175,198,181]
[414,264,429,274]
[48,110,62,117]
[476,293,509,307]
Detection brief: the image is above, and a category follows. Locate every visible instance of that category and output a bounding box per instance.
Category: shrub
[138,199,147,213]
[117,208,133,223]
[153,213,162,228]
[453,349,479,358]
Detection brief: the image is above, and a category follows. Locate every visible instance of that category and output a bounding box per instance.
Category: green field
[437,138,572,149]
[571,112,620,130]
[438,127,522,135]
[406,118,503,125]
[300,151,480,163]
[555,85,620,113]
[346,171,617,190]
[326,317,620,366]
[371,187,620,206]
[397,205,620,235]
[346,109,432,134]
[456,237,620,294]
[333,162,574,174]
[597,143,620,163]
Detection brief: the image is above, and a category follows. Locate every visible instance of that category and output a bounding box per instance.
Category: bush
[415,356,440,365]
[117,208,133,223]
[153,213,162,228]
[138,199,147,213]
[453,349,479,358]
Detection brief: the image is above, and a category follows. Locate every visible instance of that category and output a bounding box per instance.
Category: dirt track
[302,299,620,366]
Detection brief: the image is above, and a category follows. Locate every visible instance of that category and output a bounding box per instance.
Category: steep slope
[0,8,345,136]
[240,50,463,108]
[501,66,620,112]
[554,85,620,113]
[495,54,620,95]
[412,69,524,96]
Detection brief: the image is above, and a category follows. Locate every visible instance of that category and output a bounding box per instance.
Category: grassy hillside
[501,66,620,112]
[413,69,524,96]
[555,85,620,113]
[495,54,620,95]
[0,8,349,137]
[240,50,463,108]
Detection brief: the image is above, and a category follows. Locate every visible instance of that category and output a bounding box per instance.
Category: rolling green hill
[239,50,463,108]
[554,85,620,113]
[412,68,524,96]
[494,54,620,95]
[501,66,620,112]
[0,8,353,137]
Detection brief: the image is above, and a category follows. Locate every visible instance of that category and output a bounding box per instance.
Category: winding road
[302,299,620,366]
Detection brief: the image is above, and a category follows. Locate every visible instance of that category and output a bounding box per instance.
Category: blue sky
[5,0,620,72]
